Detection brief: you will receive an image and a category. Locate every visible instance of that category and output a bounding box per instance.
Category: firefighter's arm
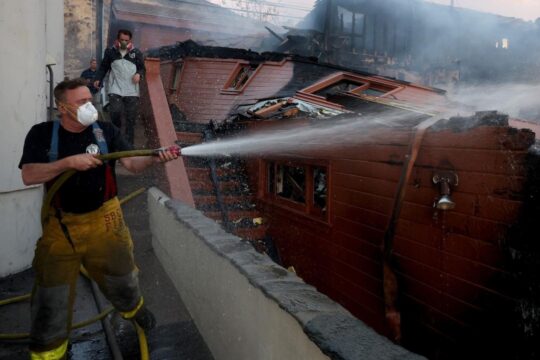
[119,149,178,174]
[21,154,103,185]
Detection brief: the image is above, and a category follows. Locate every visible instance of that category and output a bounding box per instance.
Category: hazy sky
[426,0,540,21]
[211,0,540,24]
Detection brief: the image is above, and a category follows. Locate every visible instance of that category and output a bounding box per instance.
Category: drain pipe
[382,116,440,343]
[46,64,54,122]
[203,127,232,232]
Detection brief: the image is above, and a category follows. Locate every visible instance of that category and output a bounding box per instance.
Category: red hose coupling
[154,145,181,156]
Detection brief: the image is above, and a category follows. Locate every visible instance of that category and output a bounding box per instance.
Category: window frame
[298,72,404,102]
[221,61,261,94]
[261,159,330,222]
[169,60,184,93]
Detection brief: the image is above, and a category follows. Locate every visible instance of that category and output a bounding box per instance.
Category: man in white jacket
[94,29,145,145]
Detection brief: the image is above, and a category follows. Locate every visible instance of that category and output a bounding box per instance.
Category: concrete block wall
[148,187,424,360]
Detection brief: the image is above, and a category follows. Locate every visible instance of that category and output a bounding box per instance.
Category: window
[170,63,183,91]
[336,6,365,51]
[313,167,327,214]
[276,164,306,204]
[265,161,328,219]
[223,63,259,93]
[337,6,354,34]
[298,73,403,105]
[337,6,365,36]
[314,80,366,98]
[314,78,394,98]
[495,38,510,49]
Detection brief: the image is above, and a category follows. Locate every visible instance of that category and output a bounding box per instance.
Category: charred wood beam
[382,116,441,344]
[203,126,233,232]
[265,26,284,42]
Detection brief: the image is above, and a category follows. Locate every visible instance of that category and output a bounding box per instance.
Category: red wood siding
[255,123,534,358]
[164,58,294,123]
[140,58,194,205]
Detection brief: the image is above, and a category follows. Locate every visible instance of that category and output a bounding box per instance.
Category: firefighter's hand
[93,80,100,89]
[155,148,179,163]
[132,73,141,84]
[67,154,103,171]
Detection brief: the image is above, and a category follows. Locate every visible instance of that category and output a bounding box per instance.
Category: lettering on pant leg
[103,209,125,232]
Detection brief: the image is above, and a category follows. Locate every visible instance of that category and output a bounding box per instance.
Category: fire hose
[1,146,181,359]
[41,147,181,224]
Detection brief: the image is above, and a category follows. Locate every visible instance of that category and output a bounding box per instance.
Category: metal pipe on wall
[96,0,103,61]
[47,64,54,122]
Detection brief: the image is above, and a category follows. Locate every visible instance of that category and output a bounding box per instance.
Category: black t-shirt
[19,120,132,213]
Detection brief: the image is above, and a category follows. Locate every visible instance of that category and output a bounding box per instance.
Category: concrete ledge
[148,187,424,360]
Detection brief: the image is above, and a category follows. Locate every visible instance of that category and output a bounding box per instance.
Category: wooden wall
[162,58,294,124]
[259,122,535,359]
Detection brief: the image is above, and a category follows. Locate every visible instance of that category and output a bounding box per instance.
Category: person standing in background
[80,58,100,108]
[94,29,145,146]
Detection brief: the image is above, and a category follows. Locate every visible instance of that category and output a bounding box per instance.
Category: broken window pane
[267,162,275,194]
[354,13,365,35]
[313,167,327,213]
[362,88,388,97]
[337,6,354,34]
[276,164,306,203]
[229,64,258,90]
[171,64,182,90]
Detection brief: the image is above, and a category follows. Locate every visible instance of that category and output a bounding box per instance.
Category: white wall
[0,189,43,275]
[148,188,331,360]
[148,188,423,360]
[0,0,64,276]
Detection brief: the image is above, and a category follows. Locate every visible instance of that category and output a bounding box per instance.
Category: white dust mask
[77,102,98,126]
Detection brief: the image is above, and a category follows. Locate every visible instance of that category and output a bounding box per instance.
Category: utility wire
[166,0,307,19]
[220,0,312,12]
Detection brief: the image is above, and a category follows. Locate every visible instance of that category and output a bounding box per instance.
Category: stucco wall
[63,0,117,79]
[64,0,96,79]
[0,0,63,276]
[148,187,424,360]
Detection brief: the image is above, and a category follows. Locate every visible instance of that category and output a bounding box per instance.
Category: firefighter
[18,78,177,359]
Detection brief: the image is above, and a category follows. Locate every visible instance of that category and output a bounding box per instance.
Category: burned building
[137,40,540,359]
[277,0,540,88]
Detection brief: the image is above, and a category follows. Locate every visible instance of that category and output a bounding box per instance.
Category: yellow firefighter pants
[29,197,142,359]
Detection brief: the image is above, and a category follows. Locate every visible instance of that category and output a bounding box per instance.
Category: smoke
[181,110,431,157]
[293,0,540,85]
[447,83,540,121]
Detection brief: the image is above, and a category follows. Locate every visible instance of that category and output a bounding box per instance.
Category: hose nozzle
[153,145,181,157]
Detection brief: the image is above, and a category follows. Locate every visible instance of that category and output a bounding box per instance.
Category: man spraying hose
[18,78,178,359]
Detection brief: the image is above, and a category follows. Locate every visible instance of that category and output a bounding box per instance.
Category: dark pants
[108,94,139,145]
